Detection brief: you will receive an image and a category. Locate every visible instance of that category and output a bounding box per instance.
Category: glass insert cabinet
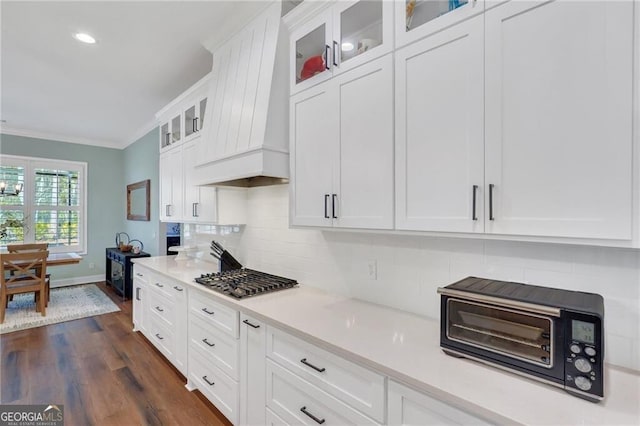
[159,95,207,152]
[396,0,484,47]
[289,0,393,94]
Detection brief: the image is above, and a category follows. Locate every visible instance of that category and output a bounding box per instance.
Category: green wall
[0,129,161,281]
[123,127,160,256]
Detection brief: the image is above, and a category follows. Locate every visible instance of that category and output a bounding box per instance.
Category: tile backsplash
[184,184,640,371]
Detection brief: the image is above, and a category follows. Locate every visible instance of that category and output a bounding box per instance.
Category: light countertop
[133,256,640,425]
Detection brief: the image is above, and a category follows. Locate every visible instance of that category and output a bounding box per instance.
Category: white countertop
[133,256,640,425]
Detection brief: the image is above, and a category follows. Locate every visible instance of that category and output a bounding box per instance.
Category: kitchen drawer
[147,289,175,327]
[147,313,174,361]
[266,407,288,426]
[189,347,239,425]
[148,273,186,301]
[189,288,239,338]
[266,327,385,422]
[133,265,150,285]
[189,313,240,381]
[266,359,379,426]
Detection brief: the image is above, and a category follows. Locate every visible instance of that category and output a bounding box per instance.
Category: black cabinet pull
[155,333,164,340]
[332,194,338,219]
[155,306,164,312]
[472,185,478,221]
[135,287,141,301]
[489,183,495,221]
[324,194,330,219]
[202,307,215,315]
[173,286,183,292]
[136,272,144,277]
[300,358,326,373]
[243,319,260,329]
[300,407,325,424]
[202,338,215,347]
[192,117,198,133]
[194,117,199,131]
[324,45,330,70]
[165,133,170,145]
[332,40,339,66]
[155,282,164,288]
[202,376,215,386]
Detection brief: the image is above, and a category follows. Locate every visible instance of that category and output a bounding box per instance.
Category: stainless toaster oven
[438,277,604,402]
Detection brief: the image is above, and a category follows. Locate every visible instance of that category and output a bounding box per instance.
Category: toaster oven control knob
[570,344,581,354]
[574,357,592,373]
[574,375,592,391]
[584,347,596,357]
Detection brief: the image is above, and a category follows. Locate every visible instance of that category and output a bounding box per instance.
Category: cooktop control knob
[570,344,581,354]
[584,347,596,357]
[574,357,592,373]
[574,376,592,391]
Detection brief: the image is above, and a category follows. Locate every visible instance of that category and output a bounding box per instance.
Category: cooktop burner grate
[194,268,298,299]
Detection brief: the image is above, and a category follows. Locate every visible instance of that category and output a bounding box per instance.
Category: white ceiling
[0,1,271,149]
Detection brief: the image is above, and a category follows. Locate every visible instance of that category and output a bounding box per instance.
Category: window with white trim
[0,155,87,254]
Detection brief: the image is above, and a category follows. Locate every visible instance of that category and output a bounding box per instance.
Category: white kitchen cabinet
[395,0,485,49]
[484,0,634,240]
[395,15,484,233]
[159,112,182,152]
[240,314,267,426]
[132,265,148,333]
[290,53,394,230]
[183,95,207,143]
[159,145,184,222]
[287,0,393,95]
[388,380,490,425]
[183,139,217,223]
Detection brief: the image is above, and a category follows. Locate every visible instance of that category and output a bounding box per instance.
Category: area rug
[0,283,120,335]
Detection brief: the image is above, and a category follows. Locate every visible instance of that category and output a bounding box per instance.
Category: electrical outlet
[89,262,95,269]
[367,260,377,281]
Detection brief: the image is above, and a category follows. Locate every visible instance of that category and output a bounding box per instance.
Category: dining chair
[7,243,51,306]
[0,250,49,323]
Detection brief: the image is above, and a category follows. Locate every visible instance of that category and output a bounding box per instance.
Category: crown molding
[0,126,122,149]
[154,72,212,120]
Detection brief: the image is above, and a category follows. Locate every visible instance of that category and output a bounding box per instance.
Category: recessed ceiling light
[74,32,96,44]
[341,42,354,52]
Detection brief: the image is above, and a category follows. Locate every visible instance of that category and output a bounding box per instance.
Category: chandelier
[0,181,23,196]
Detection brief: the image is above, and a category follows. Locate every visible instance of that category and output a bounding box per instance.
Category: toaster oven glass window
[572,320,595,344]
[447,299,553,368]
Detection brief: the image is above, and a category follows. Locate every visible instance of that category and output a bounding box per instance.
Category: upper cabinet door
[334,54,394,230]
[331,0,393,76]
[290,9,334,95]
[396,0,484,48]
[484,0,634,240]
[396,15,484,233]
[290,83,337,227]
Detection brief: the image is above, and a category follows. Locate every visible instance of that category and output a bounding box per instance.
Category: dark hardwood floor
[0,282,232,426]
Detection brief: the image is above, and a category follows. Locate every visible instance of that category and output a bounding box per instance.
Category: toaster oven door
[446,299,554,368]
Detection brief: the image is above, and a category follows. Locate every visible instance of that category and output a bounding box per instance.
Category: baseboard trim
[50,274,104,288]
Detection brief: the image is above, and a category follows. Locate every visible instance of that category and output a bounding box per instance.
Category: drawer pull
[243,319,260,329]
[202,307,215,315]
[136,273,143,277]
[300,407,325,424]
[173,286,184,292]
[202,338,215,347]
[155,306,164,312]
[155,282,164,288]
[155,333,164,340]
[300,358,326,373]
[202,375,215,386]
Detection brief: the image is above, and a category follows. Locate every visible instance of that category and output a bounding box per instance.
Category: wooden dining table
[1,251,82,269]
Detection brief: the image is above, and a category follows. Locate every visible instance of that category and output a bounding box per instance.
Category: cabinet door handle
[155,333,164,340]
[155,282,164,288]
[332,194,338,219]
[195,117,199,132]
[165,133,170,145]
[173,286,184,292]
[136,272,143,277]
[202,338,215,347]
[489,183,495,221]
[300,407,325,424]
[155,306,164,312]
[300,358,326,373]
[472,185,478,221]
[166,204,172,217]
[193,202,199,217]
[202,376,215,386]
[332,40,339,67]
[324,194,330,219]
[136,287,141,301]
[192,117,198,133]
[324,44,331,70]
[202,307,215,315]
[243,319,260,329]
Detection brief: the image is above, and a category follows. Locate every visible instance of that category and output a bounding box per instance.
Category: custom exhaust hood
[194,2,289,188]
